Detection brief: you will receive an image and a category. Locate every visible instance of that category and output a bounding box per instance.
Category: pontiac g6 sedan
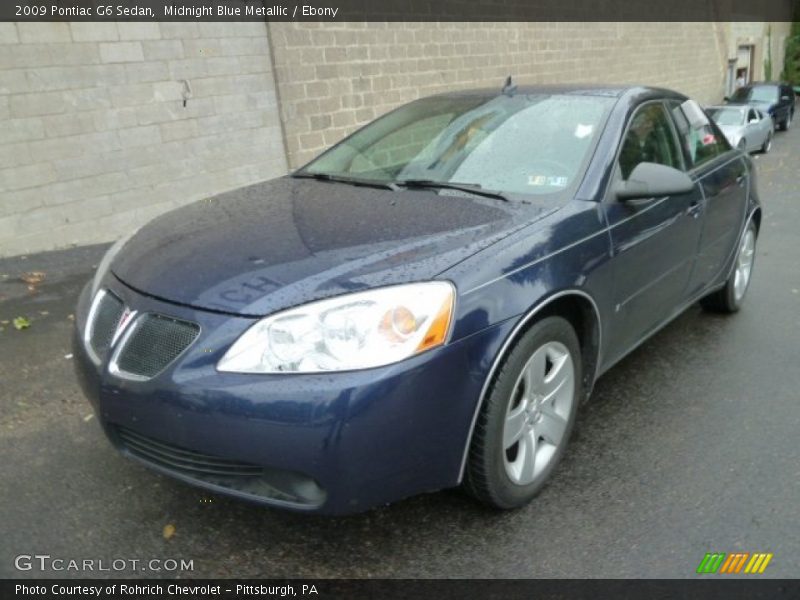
[74,85,761,514]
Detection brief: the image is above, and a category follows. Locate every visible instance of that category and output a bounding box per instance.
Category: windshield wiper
[396,179,510,202]
[293,173,512,201]
[292,172,399,191]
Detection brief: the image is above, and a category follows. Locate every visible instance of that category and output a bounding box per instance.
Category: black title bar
[5,579,800,600]
[2,0,798,22]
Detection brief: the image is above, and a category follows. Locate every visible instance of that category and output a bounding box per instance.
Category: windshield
[301,94,615,197]
[731,86,778,104]
[708,107,745,126]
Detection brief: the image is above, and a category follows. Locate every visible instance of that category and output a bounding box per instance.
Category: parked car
[74,84,761,514]
[706,104,773,153]
[726,82,795,131]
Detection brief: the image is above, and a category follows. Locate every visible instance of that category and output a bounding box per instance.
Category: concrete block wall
[728,21,792,80]
[268,21,732,169]
[1,18,790,257]
[0,22,288,257]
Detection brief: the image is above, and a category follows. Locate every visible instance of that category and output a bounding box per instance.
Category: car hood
[111,177,558,316]
[727,100,776,112]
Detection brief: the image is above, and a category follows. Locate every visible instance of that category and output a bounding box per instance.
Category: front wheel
[761,132,772,153]
[780,111,792,131]
[700,221,757,313]
[464,316,582,509]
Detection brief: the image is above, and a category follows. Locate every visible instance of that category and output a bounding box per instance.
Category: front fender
[441,199,613,348]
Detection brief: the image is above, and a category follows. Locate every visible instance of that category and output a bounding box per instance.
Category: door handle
[686,200,702,218]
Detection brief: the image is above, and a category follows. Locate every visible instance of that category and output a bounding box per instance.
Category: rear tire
[700,221,757,313]
[464,316,582,509]
[780,111,792,131]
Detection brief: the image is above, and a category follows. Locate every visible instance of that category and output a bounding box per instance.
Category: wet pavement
[1,124,799,579]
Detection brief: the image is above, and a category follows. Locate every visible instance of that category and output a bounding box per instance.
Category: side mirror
[748,118,759,124]
[723,96,730,102]
[616,162,694,201]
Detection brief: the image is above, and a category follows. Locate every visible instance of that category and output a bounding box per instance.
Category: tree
[781,17,800,84]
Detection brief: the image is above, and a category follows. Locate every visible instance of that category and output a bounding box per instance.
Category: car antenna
[502,75,517,96]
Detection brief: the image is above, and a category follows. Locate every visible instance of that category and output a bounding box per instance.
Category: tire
[464,316,582,509]
[780,111,792,131]
[761,132,772,154]
[700,221,757,313]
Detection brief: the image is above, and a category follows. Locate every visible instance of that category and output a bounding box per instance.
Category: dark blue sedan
[74,84,761,514]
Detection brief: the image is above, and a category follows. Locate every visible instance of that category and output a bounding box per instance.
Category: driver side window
[618,103,682,180]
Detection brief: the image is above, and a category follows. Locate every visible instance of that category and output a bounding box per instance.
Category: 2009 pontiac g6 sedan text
[74,84,761,514]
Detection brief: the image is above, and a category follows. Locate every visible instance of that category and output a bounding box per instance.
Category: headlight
[217,282,455,373]
[90,227,140,297]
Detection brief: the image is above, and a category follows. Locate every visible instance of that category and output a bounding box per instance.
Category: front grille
[116,426,263,476]
[115,314,200,378]
[88,291,125,360]
[114,426,326,508]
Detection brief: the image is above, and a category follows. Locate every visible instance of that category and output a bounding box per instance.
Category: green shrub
[781,19,800,84]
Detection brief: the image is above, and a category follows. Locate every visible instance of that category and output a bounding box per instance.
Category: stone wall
[0,18,792,257]
[0,22,287,257]
[269,22,732,169]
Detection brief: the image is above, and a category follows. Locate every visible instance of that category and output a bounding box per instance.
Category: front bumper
[73,277,513,514]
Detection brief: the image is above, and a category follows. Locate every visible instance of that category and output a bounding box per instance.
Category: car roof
[430,84,684,100]
[708,104,759,110]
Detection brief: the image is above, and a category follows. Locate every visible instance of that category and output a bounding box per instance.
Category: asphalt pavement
[1,124,799,579]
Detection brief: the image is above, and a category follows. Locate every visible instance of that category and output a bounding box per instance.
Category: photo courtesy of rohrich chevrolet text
[1,0,799,597]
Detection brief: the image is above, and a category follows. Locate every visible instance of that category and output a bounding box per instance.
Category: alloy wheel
[502,341,575,486]
[733,228,755,302]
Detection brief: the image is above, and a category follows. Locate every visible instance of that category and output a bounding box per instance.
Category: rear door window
[667,100,731,169]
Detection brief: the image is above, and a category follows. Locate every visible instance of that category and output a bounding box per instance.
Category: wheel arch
[457,289,602,483]
[751,206,762,233]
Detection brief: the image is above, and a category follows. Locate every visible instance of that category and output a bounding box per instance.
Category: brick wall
[268,22,732,169]
[0,19,790,257]
[0,22,287,257]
